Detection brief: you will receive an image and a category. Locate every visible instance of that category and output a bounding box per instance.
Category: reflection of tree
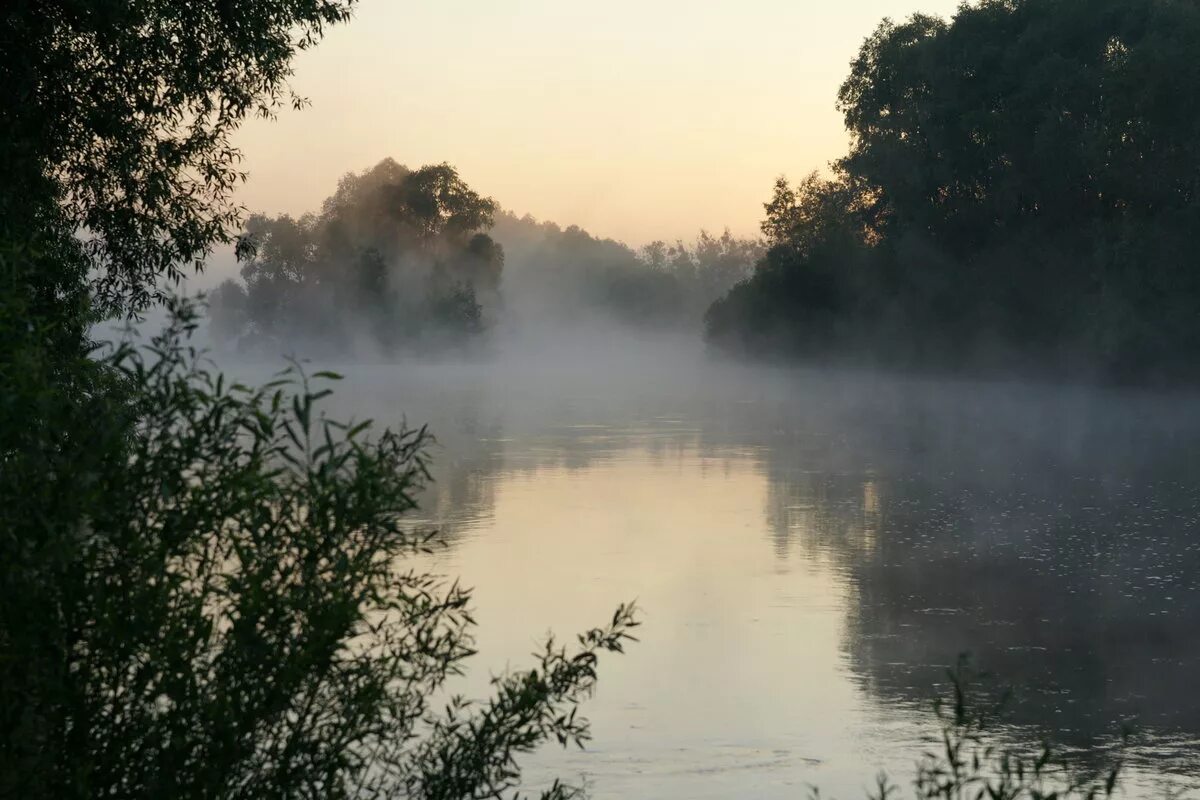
[325,366,711,542]
[744,377,1200,768]
[331,364,1200,774]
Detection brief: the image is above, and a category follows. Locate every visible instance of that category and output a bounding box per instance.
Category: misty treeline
[496,211,762,334]
[209,159,761,354]
[212,159,503,353]
[706,0,1200,382]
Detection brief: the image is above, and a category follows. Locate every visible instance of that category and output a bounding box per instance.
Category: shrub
[0,298,637,799]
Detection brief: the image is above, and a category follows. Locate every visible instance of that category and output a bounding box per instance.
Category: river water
[317,347,1200,799]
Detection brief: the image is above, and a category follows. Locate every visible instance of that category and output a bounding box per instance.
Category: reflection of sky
[307,360,1200,799]
[437,450,891,800]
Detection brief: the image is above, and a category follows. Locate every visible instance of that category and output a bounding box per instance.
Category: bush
[867,660,1126,800]
[0,298,637,799]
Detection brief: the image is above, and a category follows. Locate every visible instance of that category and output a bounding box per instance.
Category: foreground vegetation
[706,0,1200,383]
[1,2,636,797]
[3,298,639,797]
[874,661,1126,800]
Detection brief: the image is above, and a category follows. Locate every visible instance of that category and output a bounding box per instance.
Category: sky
[231,0,962,247]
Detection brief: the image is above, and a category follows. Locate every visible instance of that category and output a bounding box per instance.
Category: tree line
[210,161,762,354]
[228,0,1200,383]
[706,0,1200,383]
[495,211,762,334]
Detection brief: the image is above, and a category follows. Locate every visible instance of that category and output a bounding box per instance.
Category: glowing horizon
[230,0,961,247]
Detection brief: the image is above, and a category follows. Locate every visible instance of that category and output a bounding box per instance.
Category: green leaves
[6,4,634,797]
[411,602,639,799]
[2,0,360,315]
[0,297,637,799]
[905,659,1126,800]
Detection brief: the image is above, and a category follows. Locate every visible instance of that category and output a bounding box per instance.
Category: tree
[451,232,505,295]
[208,279,249,347]
[231,160,504,353]
[1,2,637,796]
[394,164,498,246]
[0,0,358,314]
[706,0,1200,381]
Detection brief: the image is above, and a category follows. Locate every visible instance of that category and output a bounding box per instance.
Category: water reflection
[324,362,1200,798]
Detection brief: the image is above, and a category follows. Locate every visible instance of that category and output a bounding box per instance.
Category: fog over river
[222,339,1200,799]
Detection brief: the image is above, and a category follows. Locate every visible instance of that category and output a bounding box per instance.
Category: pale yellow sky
[231,0,961,246]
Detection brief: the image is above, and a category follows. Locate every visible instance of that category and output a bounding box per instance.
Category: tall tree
[1,3,637,798]
[706,0,1200,380]
[1,1,359,313]
[229,159,504,351]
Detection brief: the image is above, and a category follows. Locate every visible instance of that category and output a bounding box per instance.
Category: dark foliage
[706,0,1200,383]
[1,2,638,797]
[0,0,358,314]
[2,300,639,798]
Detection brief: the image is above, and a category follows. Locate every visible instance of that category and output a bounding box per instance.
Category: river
[308,346,1200,799]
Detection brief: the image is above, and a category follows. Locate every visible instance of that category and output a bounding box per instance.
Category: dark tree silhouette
[1,3,637,798]
[706,0,1200,383]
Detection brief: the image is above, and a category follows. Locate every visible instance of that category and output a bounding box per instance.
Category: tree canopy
[211,163,762,353]
[1,0,360,313]
[214,159,503,354]
[706,0,1200,382]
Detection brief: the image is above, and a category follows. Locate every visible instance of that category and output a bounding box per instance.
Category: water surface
[322,354,1200,799]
